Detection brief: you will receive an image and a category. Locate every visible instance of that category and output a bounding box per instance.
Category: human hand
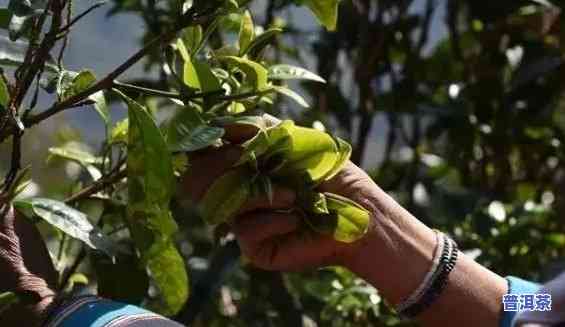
[231,160,380,271]
[181,142,381,272]
[0,203,57,326]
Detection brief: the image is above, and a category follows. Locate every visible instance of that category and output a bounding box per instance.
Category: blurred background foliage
[3,0,565,326]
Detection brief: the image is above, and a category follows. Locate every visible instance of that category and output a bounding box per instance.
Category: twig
[65,168,126,204]
[57,0,105,36]
[57,0,73,67]
[58,246,86,291]
[113,80,183,99]
[1,132,22,192]
[218,89,275,102]
[113,81,228,101]
[24,7,221,128]
[0,5,223,144]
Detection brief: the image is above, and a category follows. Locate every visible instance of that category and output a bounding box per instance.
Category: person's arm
[0,203,185,327]
[224,161,532,327]
[42,295,184,327]
[333,167,508,326]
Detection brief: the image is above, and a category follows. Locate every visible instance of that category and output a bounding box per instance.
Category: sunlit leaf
[239,10,255,55]
[89,91,110,126]
[273,85,310,108]
[48,146,102,166]
[184,56,221,92]
[303,0,340,31]
[48,146,103,166]
[265,121,340,186]
[109,118,128,144]
[13,198,119,256]
[222,56,268,91]
[306,193,370,243]
[59,70,96,100]
[227,101,246,114]
[268,64,326,83]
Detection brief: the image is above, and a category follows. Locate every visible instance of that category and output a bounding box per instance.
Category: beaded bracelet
[399,233,459,319]
[395,230,444,313]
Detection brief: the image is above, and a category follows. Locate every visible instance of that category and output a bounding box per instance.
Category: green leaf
[300,191,329,215]
[7,0,46,41]
[227,101,246,114]
[171,125,225,152]
[256,175,273,204]
[0,74,9,108]
[266,121,341,186]
[109,118,128,144]
[0,9,11,30]
[89,91,110,126]
[13,198,119,256]
[176,38,190,63]
[199,168,251,225]
[245,28,282,58]
[6,165,31,200]
[321,136,351,181]
[48,146,103,166]
[239,10,255,55]
[306,193,370,243]
[273,85,310,108]
[120,89,188,315]
[268,64,326,83]
[0,292,19,314]
[222,56,269,91]
[194,15,221,55]
[303,0,340,31]
[166,105,210,150]
[60,70,96,100]
[181,25,202,55]
[184,56,221,92]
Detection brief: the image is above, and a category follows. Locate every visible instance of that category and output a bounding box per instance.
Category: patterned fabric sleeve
[43,296,185,327]
[499,277,542,327]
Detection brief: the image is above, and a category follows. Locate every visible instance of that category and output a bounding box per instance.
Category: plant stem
[58,247,86,291]
[65,168,126,204]
[113,81,183,99]
[57,0,105,36]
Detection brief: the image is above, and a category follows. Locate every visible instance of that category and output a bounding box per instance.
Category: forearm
[343,182,508,327]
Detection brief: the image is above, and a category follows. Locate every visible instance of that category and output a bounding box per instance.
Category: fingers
[233,211,341,271]
[237,186,296,216]
[233,212,300,245]
[223,123,259,144]
[180,146,243,202]
[256,233,338,271]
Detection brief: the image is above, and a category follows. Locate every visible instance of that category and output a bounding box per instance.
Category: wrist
[340,184,437,306]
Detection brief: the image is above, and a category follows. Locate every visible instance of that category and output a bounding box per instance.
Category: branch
[0,5,223,143]
[65,168,126,204]
[113,80,183,99]
[57,0,106,36]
